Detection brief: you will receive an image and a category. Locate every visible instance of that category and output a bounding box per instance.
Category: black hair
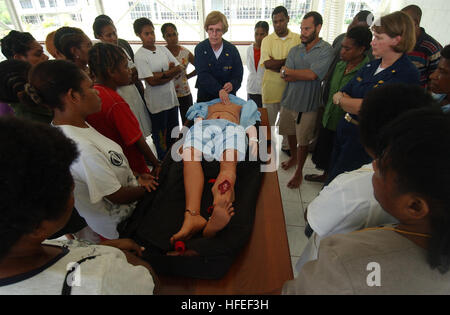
[161,23,177,36]
[93,17,114,39]
[88,42,127,81]
[303,11,323,26]
[0,116,78,260]
[19,60,86,111]
[255,21,269,34]
[359,83,438,153]
[1,30,36,59]
[401,5,422,24]
[441,45,450,60]
[355,10,373,23]
[54,27,87,61]
[345,26,373,51]
[94,14,113,23]
[0,60,31,103]
[272,6,288,19]
[133,18,154,36]
[376,108,450,273]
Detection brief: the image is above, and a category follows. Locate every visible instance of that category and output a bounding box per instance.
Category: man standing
[260,6,301,153]
[402,5,442,89]
[279,12,334,188]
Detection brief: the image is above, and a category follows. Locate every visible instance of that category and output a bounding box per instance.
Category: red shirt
[253,46,261,71]
[87,84,150,174]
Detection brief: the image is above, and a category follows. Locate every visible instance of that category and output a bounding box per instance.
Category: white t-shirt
[213,43,223,60]
[117,48,152,138]
[134,46,180,114]
[374,65,385,76]
[295,164,397,272]
[0,240,155,295]
[58,124,138,240]
[246,44,265,95]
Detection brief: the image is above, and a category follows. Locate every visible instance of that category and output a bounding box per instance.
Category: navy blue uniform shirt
[194,39,244,102]
[341,53,420,100]
[325,53,420,185]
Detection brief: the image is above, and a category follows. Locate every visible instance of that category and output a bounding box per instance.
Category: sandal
[304,174,326,183]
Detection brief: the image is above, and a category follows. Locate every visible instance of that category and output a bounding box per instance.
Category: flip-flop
[304,174,326,183]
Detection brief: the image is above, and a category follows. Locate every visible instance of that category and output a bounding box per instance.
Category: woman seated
[19,60,157,242]
[284,108,450,294]
[170,95,260,248]
[0,117,156,295]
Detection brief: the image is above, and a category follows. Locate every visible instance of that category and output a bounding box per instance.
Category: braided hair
[0,117,78,261]
[1,30,36,59]
[19,60,86,111]
[0,60,31,104]
[54,27,87,61]
[88,42,127,81]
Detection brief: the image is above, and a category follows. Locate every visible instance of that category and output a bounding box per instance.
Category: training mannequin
[170,95,260,250]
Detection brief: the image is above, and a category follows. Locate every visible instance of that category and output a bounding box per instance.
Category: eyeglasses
[207,28,223,34]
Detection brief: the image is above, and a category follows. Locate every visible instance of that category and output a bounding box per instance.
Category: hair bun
[24,83,43,105]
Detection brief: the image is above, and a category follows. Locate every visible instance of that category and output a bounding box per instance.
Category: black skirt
[311,126,336,172]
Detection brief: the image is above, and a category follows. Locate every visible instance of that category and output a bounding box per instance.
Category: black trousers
[178,94,193,124]
[248,94,263,108]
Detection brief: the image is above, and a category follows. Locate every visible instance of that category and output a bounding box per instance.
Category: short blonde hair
[372,11,416,53]
[204,11,229,34]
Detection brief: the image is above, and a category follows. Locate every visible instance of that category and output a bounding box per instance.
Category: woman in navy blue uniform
[326,11,420,185]
[194,11,243,104]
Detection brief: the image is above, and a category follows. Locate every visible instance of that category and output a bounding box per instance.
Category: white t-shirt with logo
[58,124,138,240]
[134,46,180,114]
[0,240,155,295]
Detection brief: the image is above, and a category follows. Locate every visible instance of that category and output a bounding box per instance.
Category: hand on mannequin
[137,173,159,192]
[223,82,233,93]
[219,89,230,105]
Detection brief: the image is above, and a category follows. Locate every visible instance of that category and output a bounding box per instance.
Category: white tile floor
[273,134,323,278]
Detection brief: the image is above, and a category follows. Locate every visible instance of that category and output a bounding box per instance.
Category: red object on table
[175,241,186,254]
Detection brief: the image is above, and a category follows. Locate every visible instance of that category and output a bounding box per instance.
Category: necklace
[344,64,358,75]
[355,226,431,238]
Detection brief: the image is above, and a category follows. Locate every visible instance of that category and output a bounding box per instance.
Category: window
[342,0,381,32]
[19,0,33,9]
[22,14,43,24]
[128,0,199,21]
[64,0,77,6]
[49,0,57,7]
[70,13,82,22]
[39,0,46,8]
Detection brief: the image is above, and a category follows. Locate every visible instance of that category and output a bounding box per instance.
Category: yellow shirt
[260,30,301,104]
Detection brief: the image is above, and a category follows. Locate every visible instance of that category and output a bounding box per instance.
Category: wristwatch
[281,68,286,78]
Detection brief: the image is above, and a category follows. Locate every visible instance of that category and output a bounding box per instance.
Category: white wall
[388,0,449,47]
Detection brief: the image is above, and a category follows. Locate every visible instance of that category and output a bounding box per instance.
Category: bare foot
[203,200,235,238]
[287,171,303,189]
[281,157,297,171]
[170,212,207,245]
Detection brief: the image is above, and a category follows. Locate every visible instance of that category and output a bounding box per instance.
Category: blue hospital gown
[183,95,261,161]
